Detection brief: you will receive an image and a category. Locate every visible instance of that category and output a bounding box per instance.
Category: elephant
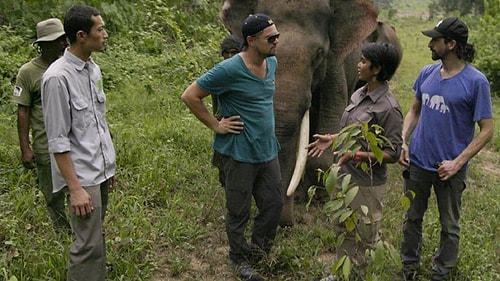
[220,0,402,227]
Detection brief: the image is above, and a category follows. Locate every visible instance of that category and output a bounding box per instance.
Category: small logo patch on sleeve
[13,86,23,97]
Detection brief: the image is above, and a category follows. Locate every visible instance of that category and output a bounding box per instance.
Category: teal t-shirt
[196,54,280,163]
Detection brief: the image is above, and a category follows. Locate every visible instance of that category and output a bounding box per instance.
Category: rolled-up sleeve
[42,75,72,153]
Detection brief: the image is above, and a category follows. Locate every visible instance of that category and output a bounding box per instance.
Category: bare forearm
[454,118,494,167]
[182,95,219,131]
[402,99,421,144]
[17,106,31,152]
[181,82,219,131]
[402,113,418,144]
[53,152,82,191]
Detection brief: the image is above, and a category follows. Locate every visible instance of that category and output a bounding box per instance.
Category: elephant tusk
[286,110,309,196]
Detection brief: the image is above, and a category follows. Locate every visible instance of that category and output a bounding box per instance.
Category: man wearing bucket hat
[398,17,493,281]
[182,13,282,281]
[12,18,70,233]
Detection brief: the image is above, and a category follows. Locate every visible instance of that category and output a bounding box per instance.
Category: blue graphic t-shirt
[196,54,280,163]
[409,63,493,171]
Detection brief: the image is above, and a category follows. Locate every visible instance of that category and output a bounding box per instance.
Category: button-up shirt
[339,83,403,186]
[42,49,116,192]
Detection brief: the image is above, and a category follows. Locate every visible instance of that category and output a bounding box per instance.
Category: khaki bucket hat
[34,18,65,43]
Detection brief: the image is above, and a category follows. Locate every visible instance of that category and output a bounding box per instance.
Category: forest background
[1,0,499,280]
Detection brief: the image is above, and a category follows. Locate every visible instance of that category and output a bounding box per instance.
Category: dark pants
[401,164,466,279]
[36,155,71,233]
[221,156,284,265]
[212,151,226,187]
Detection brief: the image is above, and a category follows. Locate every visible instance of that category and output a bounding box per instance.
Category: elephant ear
[329,0,378,62]
[371,21,404,64]
[220,0,258,39]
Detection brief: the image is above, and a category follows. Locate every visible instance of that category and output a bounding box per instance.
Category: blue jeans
[400,164,466,279]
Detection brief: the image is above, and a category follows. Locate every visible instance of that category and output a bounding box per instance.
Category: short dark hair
[361,42,400,81]
[64,5,101,44]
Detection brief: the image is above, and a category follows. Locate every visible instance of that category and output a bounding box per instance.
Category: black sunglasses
[264,33,280,44]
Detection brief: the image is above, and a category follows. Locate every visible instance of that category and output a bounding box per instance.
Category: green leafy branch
[307,123,401,280]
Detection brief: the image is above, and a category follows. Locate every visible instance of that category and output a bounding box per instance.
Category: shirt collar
[63,48,96,71]
[352,82,389,104]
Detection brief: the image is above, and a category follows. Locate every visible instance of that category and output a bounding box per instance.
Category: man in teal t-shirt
[181,13,283,281]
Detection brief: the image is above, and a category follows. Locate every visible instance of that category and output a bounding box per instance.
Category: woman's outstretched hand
[306,133,336,158]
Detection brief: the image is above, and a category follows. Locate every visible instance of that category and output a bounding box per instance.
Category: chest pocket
[341,104,374,128]
[355,111,373,124]
[71,97,93,130]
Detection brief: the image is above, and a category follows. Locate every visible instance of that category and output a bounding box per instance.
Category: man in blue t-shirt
[181,13,283,281]
[398,18,494,281]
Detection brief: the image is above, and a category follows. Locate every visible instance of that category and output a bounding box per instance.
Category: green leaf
[325,165,341,195]
[324,199,344,212]
[344,186,359,206]
[340,174,352,193]
[332,208,346,221]
[336,233,345,249]
[400,195,411,211]
[360,205,369,216]
[345,217,356,232]
[400,190,415,211]
[316,168,325,183]
[339,210,353,223]
[342,256,352,280]
[334,255,347,272]
[306,186,318,210]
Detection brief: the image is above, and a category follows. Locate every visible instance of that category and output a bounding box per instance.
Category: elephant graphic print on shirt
[422,93,449,113]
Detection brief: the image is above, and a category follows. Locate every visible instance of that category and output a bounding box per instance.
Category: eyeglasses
[264,33,280,44]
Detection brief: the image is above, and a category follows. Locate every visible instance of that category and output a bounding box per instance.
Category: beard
[431,50,441,61]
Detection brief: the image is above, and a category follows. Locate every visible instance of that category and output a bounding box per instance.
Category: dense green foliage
[472,0,500,94]
[0,0,226,104]
[428,0,485,17]
[1,1,499,280]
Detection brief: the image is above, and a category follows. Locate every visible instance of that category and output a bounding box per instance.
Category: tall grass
[1,3,499,281]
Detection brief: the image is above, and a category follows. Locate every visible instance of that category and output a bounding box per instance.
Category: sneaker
[233,261,264,281]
